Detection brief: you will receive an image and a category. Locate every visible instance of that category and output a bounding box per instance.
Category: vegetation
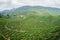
[0,15,60,40]
[0,6,60,40]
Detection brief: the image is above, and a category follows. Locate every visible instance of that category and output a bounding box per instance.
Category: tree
[7,14,10,18]
[0,13,2,18]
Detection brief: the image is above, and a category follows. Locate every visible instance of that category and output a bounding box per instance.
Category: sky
[0,0,60,10]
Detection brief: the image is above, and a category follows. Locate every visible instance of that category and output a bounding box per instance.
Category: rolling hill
[0,6,60,18]
[0,6,60,40]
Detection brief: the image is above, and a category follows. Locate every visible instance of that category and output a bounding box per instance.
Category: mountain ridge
[0,6,60,18]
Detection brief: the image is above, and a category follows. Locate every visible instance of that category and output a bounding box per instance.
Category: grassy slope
[0,6,60,40]
[0,15,60,40]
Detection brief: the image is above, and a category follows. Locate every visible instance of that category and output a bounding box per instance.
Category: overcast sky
[0,0,60,10]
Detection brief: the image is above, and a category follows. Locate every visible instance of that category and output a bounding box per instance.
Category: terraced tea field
[0,15,60,40]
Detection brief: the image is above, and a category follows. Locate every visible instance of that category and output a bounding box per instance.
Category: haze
[0,0,60,10]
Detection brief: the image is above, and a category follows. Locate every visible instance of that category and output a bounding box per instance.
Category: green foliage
[0,15,60,40]
[0,14,3,18]
[0,6,60,40]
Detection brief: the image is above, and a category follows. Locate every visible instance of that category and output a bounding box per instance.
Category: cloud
[0,0,60,10]
[0,0,26,10]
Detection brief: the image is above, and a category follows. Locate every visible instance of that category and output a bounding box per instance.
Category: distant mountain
[0,6,60,18]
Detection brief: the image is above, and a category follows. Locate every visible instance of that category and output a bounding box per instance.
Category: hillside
[0,6,60,40]
[0,6,60,18]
